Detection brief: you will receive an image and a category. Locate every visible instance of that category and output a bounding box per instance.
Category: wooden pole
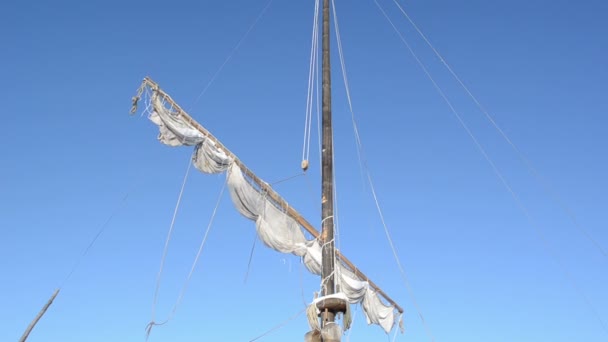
[137,77,404,315]
[19,289,60,342]
[320,0,337,332]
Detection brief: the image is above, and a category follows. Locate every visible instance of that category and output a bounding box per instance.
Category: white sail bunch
[148,91,400,333]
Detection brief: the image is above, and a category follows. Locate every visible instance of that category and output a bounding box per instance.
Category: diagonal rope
[332,0,434,339]
[147,173,227,339]
[248,307,308,342]
[148,157,193,334]
[374,0,608,335]
[60,191,131,288]
[392,324,400,342]
[270,172,306,186]
[366,166,435,341]
[243,232,258,284]
[390,0,606,258]
[189,0,275,110]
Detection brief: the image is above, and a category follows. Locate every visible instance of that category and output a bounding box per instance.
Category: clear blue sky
[1,0,607,341]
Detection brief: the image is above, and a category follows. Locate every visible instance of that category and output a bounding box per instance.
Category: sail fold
[193,140,231,173]
[227,164,308,256]
[151,94,205,146]
[362,287,396,333]
[147,92,399,334]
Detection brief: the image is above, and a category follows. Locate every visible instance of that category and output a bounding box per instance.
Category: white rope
[330,0,372,197]
[320,236,337,295]
[321,215,334,225]
[390,0,606,259]
[141,88,153,118]
[189,0,275,110]
[146,173,227,338]
[169,178,227,316]
[149,156,193,328]
[391,319,400,342]
[243,231,258,284]
[366,162,435,341]
[307,301,322,332]
[249,307,308,341]
[310,5,320,166]
[299,261,308,307]
[302,0,321,167]
[374,0,608,335]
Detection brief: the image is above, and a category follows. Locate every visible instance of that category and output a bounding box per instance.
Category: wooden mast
[319,0,341,342]
[138,10,403,329]
[319,0,338,332]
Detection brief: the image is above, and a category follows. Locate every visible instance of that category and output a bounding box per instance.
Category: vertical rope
[303,0,321,169]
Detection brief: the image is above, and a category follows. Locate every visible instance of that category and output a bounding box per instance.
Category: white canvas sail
[146,90,400,333]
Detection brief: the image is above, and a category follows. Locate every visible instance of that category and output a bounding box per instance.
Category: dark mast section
[318,0,342,341]
[320,0,335,309]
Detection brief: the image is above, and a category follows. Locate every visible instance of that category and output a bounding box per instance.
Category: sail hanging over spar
[135,79,401,334]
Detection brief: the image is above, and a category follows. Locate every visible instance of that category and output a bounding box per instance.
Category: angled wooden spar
[138,77,404,314]
[19,289,60,342]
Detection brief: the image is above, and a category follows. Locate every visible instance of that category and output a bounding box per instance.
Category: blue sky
[1,0,607,341]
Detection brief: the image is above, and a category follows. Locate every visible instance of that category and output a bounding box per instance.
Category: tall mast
[320,0,337,330]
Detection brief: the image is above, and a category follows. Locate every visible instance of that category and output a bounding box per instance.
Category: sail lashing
[142,87,400,334]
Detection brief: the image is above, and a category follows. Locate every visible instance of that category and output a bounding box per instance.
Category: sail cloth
[148,92,399,333]
[150,95,206,146]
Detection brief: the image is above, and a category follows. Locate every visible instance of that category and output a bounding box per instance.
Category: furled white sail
[150,95,205,146]
[148,92,399,333]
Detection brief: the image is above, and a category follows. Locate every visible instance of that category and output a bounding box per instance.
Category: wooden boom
[135,77,404,314]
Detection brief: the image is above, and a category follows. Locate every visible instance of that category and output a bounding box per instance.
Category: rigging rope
[390,0,606,259]
[60,191,130,288]
[315,26,323,174]
[391,325,399,342]
[243,232,258,284]
[374,0,608,335]
[299,261,308,307]
[270,172,306,186]
[332,0,435,339]
[189,0,275,110]
[147,173,227,339]
[248,307,308,342]
[149,157,193,326]
[302,0,321,171]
